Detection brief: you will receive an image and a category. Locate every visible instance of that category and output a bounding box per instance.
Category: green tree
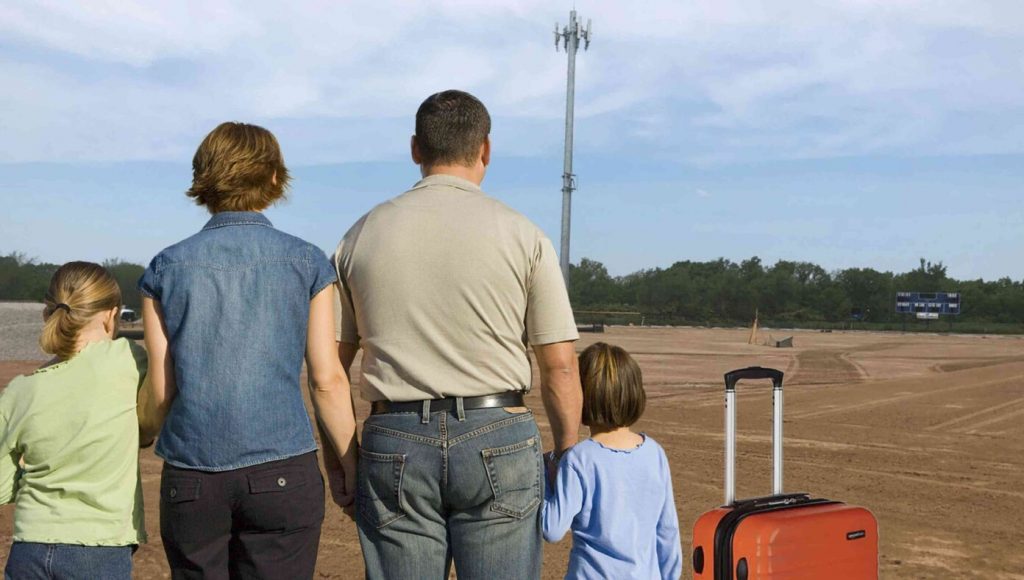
[103,259,146,311]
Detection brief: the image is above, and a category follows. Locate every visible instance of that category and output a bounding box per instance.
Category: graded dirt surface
[1,326,1023,579]
[0,303,46,361]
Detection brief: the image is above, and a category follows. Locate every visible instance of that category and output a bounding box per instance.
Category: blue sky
[1,1,1022,280]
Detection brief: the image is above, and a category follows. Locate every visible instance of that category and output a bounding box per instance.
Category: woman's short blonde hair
[186,122,290,213]
[40,262,122,360]
[578,342,646,428]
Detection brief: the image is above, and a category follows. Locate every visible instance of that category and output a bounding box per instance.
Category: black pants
[160,451,325,580]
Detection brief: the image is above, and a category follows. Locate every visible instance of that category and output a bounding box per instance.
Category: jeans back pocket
[481,436,541,519]
[357,449,407,529]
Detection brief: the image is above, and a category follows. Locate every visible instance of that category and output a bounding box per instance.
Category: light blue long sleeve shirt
[543,436,683,580]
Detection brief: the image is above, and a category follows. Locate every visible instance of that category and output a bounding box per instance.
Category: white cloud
[0,1,258,66]
[1,0,1023,163]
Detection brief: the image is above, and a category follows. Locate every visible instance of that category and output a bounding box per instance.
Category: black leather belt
[370,392,526,415]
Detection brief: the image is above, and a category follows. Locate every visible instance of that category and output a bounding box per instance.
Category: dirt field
[1,325,1023,579]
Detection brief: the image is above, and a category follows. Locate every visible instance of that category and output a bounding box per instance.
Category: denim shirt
[139,211,337,471]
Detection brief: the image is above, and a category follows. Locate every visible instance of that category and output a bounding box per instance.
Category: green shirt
[0,338,147,546]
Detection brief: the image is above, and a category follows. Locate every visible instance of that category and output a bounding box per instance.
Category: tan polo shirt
[333,174,579,402]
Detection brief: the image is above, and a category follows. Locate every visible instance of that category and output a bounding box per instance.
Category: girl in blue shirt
[543,342,683,579]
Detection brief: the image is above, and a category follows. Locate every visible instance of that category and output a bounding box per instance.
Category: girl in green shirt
[0,262,146,580]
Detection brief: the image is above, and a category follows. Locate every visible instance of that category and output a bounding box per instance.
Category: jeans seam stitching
[359,449,407,462]
[481,436,536,457]
[365,424,442,446]
[448,413,534,448]
[491,497,541,519]
[440,413,449,491]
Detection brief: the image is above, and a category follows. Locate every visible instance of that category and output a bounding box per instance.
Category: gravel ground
[0,302,47,361]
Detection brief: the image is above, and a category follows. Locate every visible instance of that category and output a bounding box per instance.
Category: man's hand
[324,442,357,518]
[544,450,560,489]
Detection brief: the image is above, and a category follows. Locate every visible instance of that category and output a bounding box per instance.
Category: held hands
[139,431,156,449]
[324,444,357,519]
[544,449,561,489]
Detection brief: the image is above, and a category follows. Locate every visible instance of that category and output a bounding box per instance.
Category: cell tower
[555,10,592,287]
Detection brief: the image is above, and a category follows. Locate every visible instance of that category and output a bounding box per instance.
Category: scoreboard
[895,292,961,317]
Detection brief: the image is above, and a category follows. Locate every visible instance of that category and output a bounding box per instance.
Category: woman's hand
[321,429,357,518]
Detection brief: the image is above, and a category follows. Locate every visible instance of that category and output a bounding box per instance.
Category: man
[333,90,583,579]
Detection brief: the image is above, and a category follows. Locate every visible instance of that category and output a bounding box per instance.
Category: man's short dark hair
[414,90,491,167]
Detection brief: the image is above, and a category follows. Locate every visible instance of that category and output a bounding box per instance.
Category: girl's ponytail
[39,262,122,360]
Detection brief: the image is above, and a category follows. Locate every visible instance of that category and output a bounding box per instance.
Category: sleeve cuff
[311,278,335,299]
[528,327,580,346]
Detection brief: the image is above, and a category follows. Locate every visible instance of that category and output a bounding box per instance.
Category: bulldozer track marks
[928,398,1024,432]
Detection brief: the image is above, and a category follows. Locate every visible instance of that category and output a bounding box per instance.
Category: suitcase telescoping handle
[723,366,784,506]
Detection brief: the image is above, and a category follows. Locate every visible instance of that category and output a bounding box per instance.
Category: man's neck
[421,163,485,186]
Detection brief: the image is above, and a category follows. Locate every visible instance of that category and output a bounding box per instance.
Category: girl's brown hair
[578,342,646,428]
[186,122,290,213]
[40,262,122,360]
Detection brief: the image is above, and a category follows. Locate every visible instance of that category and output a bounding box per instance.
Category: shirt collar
[410,173,484,195]
[201,211,273,231]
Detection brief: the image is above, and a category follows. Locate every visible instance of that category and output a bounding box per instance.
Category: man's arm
[338,341,360,379]
[337,341,360,424]
[532,341,582,454]
[138,297,176,445]
[306,288,359,516]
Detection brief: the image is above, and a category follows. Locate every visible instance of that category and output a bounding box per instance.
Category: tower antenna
[554,9,592,287]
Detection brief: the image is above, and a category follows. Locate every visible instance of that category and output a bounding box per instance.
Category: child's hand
[544,450,559,489]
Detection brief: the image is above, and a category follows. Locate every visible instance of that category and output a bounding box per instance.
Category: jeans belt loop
[421,400,431,424]
[455,396,466,422]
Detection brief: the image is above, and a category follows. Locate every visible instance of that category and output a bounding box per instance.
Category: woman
[1,262,146,579]
[138,122,358,578]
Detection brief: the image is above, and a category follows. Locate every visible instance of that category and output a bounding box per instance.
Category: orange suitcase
[692,367,878,579]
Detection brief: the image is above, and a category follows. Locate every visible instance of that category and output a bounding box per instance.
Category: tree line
[3,253,1022,331]
[0,254,145,311]
[569,257,1024,331]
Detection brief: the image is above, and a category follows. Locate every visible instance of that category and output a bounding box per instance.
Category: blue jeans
[5,542,132,580]
[357,406,543,580]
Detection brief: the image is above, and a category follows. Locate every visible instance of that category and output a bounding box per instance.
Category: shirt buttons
[277,477,287,488]
[169,488,178,498]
